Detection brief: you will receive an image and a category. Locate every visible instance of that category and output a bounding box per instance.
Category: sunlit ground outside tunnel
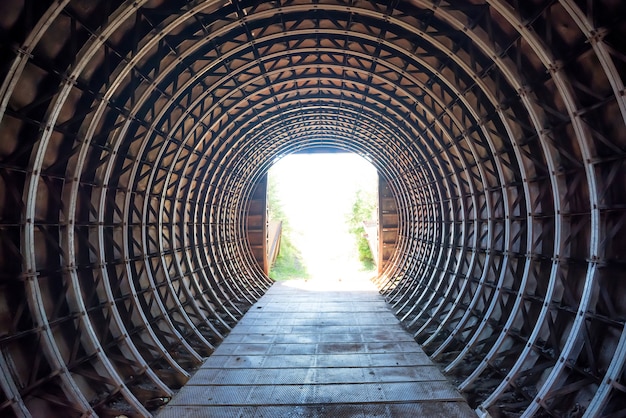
[267,153,379,290]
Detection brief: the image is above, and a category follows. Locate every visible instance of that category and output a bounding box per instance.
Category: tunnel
[1,0,625,417]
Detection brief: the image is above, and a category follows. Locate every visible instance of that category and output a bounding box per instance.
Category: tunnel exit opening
[264,152,379,286]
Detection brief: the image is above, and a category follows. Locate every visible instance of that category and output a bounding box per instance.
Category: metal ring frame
[0,0,625,416]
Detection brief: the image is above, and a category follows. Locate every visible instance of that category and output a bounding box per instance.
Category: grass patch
[269,234,308,281]
[267,175,308,280]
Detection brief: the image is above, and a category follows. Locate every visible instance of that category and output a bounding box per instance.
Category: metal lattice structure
[0,1,625,416]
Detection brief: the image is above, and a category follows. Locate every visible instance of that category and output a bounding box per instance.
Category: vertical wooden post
[247,174,269,274]
[378,176,398,274]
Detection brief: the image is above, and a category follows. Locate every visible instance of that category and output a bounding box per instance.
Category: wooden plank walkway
[157,278,475,417]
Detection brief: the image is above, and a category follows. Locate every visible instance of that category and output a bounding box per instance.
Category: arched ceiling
[0,0,625,416]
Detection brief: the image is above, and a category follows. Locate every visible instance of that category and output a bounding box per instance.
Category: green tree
[267,175,308,280]
[347,189,376,270]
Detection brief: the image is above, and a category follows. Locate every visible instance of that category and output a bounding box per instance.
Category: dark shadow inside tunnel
[1,1,625,417]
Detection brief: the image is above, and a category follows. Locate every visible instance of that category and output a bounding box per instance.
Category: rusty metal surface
[0,1,625,416]
[157,280,475,417]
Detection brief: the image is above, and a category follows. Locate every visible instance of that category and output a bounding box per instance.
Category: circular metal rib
[0,1,625,416]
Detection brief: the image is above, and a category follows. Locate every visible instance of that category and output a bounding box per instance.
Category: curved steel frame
[0,0,625,416]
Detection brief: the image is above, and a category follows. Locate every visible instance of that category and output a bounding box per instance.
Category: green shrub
[348,190,376,270]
